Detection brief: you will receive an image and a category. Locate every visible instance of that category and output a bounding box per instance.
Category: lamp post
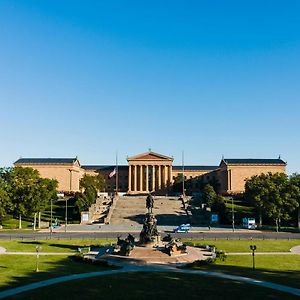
[35,246,42,272]
[50,198,53,238]
[231,197,235,232]
[250,245,257,270]
[65,197,68,233]
[182,151,185,198]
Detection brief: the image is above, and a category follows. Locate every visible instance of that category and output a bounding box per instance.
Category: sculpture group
[114,193,187,257]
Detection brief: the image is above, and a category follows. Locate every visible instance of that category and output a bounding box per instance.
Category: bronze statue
[117,234,135,256]
[146,193,154,213]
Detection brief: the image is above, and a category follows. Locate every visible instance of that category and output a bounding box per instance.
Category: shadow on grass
[4,270,300,300]
[185,262,300,289]
[19,241,43,245]
[0,255,117,292]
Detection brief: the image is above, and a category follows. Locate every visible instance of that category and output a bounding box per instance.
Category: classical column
[164,165,168,187]
[152,165,156,191]
[140,165,143,192]
[146,165,149,192]
[128,165,132,192]
[168,165,172,185]
[158,165,161,189]
[134,165,137,192]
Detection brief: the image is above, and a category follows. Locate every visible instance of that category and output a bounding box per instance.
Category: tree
[80,174,106,192]
[245,172,298,231]
[196,177,220,193]
[202,184,217,206]
[172,173,186,193]
[201,184,229,223]
[0,178,11,224]
[75,186,97,213]
[289,173,300,228]
[75,174,106,214]
[0,167,58,229]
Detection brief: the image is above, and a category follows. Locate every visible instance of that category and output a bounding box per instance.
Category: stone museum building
[14,151,287,195]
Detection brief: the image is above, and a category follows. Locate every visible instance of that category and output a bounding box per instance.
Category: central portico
[127,151,173,194]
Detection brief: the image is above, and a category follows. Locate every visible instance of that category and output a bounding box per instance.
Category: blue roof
[14,158,78,165]
[222,158,286,165]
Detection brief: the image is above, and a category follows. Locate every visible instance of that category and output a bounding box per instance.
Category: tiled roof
[172,165,219,171]
[222,159,286,165]
[14,158,78,165]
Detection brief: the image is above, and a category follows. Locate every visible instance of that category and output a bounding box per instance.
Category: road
[0,231,299,240]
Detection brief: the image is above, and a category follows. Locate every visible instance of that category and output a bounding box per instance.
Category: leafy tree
[74,174,106,214]
[201,184,229,224]
[202,184,217,206]
[75,186,97,213]
[196,176,220,193]
[0,167,58,228]
[172,173,186,193]
[245,172,298,231]
[0,178,11,224]
[289,173,300,228]
[80,174,106,191]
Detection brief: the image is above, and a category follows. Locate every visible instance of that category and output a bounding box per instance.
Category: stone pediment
[127,151,173,162]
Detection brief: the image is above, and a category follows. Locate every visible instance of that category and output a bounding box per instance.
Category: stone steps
[109,196,189,225]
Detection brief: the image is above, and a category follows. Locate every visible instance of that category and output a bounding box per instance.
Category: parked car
[173,224,190,233]
[242,217,257,229]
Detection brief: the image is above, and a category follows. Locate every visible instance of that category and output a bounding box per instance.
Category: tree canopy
[245,172,299,230]
[0,167,58,226]
[80,174,106,191]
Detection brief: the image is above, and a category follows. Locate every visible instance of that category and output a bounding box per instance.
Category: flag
[109,168,116,178]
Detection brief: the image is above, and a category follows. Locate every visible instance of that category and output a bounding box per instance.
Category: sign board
[211,214,219,223]
[81,212,90,224]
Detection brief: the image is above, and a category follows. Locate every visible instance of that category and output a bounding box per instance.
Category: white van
[242,218,257,229]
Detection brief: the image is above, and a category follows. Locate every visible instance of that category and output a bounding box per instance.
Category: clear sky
[0,0,299,173]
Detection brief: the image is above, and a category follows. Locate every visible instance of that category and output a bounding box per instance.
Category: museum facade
[14,151,287,195]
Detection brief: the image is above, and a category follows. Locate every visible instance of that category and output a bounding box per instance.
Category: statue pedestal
[139,235,161,248]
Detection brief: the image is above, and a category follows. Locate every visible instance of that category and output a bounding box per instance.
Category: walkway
[0,265,299,299]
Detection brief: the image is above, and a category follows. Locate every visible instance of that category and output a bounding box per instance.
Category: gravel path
[291,246,300,254]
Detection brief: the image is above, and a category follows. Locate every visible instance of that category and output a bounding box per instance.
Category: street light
[50,198,53,238]
[65,197,68,233]
[35,246,42,272]
[250,245,257,270]
[231,197,235,232]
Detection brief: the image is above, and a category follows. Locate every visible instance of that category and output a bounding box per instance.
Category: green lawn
[1,239,298,253]
[0,239,115,253]
[0,239,299,299]
[4,272,299,300]
[184,239,300,252]
[0,255,115,290]
[190,255,300,289]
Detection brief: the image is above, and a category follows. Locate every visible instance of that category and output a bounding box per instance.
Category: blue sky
[0,1,299,173]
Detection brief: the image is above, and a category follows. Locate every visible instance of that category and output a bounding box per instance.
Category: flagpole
[182,150,185,197]
[116,151,119,196]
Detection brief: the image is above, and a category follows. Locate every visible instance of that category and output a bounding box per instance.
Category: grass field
[184,239,300,252]
[0,239,299,299]
[0,255,115,290]
[0,239,299,253]
[0,239,115,252]
[5,272,299,300]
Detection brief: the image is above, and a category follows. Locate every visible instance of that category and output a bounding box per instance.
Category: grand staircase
[109,196,190,225]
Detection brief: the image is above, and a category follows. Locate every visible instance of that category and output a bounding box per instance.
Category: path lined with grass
[0,265,300,299]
